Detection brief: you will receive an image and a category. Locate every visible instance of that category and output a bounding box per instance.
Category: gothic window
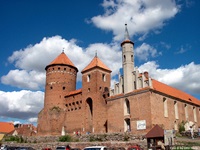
[63,86,65,90]
[174,101,179,119]
[185,104,188,120]
[163,97,168,117]
[124,99,130,115]
[131,55,133,62]
[193,106,197,122]
[87,74,91,82]
[58,67,60,70]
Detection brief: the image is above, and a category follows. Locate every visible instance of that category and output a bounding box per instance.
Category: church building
[37,25,200,136]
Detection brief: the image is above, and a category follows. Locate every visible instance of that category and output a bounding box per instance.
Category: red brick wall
[81,69,111,134]
[44,65,77,108]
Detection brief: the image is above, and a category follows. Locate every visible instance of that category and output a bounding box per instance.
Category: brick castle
[37,24,200,136]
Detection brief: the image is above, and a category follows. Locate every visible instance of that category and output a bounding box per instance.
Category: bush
[178,121,186,133]
[59,135,72,142]
[4,136,24,143]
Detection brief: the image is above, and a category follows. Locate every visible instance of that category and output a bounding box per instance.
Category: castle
[37,25,200,136]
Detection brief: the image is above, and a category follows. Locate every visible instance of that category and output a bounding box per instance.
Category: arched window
[124,99,130,115]
[87,74,91,82]
[102,74,106,82]
[124,55,126,62]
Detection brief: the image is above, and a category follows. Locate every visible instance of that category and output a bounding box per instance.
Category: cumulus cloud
[91,0,179,41]
[135,43,161,61]
[1,70,45,90]
[1,36,122,91]
[0,90,44,124]
[138,61,200,95]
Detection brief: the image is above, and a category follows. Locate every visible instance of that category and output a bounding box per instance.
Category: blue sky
[0,0,200,126]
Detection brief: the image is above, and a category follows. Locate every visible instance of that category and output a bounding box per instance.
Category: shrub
[178,121,186,133]
[59,135,72,142]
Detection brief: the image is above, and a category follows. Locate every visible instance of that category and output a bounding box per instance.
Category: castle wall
[107,90,152,135]
[65,93,84,134]
[150,91,200,131]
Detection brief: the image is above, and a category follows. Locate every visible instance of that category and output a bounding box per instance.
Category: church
[37,25,200,136]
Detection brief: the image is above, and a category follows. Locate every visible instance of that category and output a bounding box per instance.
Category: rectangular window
[163,98,168,117]
[174,101,179,119]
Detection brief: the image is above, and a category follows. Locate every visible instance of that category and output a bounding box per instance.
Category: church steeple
[121,24,134,93]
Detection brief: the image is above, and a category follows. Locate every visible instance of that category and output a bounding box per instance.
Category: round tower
[44,51,78,108]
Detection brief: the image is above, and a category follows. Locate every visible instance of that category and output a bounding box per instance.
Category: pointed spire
[121,23,134,46]
[124,23,130,40]
[95,50,97,57]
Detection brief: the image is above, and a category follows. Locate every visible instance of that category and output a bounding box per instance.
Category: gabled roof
[81,56,111,73]
[0,122,14,134]
[146,124,164,138]
[45,52,77,71]
[152,79,200,106]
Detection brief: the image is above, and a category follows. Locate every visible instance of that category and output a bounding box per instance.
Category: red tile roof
[152,79,200,105]
[46,52,76,70]
[0,122,14,133]
[66,89,82,97]
[81,56,111,73]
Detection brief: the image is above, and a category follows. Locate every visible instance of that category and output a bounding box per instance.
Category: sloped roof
[0,122,14,133]
[81,56,111,73]
[65,89,82,97]
[146,124,164,138]
[152,79,200,106]
[45,52,77,70]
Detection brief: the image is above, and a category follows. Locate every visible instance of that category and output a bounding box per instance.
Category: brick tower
[37,51,78,135]
[44,51,78,108]
[81,54,111,133]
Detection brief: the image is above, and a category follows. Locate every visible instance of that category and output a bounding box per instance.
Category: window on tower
[87,74,91,82]
[124,55,126,62]
[102,74,106,82]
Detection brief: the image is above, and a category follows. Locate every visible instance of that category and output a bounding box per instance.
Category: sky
[0,0,200,126]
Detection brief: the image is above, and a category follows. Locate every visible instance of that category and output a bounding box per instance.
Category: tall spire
[124,23,130,40]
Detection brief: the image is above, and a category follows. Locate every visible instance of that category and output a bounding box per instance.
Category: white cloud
[91,0,179,41]
[135,43,161,61]
[2,36,123,90]
[1,69,45,90]
[138,61,200,95]
[0,90,44,124]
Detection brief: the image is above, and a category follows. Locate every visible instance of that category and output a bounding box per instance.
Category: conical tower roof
[81,55,111,73]
[45,52,78,71]
[121,24,134,46]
